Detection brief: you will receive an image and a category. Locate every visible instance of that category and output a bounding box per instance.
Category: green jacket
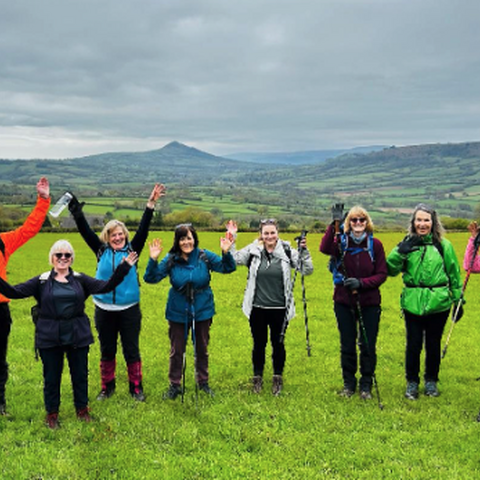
[387,234,462,316]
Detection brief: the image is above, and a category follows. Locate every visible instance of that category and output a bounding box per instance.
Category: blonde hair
[100,220,130,244]
[49,240,75,267]
[344,206,374,234]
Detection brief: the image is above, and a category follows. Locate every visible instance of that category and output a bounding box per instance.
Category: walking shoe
[45,412,59,430]
[130,387,146,402]
[272,375,283,396]
[405,381,419,400]
[424,381,440,397]
[163,383,183,400]
[96,381,115,401]
[198,383,215,397]
[0,403,6,416]
[76,407,93,422]
[252,375,263,394]
[360,390,372,400]
[338,387,355,398]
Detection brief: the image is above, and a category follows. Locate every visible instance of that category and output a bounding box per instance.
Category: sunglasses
[54,252,72,259]
[175,223,192,229]
[350,217,367,224]
[260,218,277,225]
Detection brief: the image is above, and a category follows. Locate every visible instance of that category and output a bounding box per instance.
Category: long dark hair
[169,223,199,255]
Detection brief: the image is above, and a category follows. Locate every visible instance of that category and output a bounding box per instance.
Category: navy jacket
[144,248,236,323]
[0,262,132,349]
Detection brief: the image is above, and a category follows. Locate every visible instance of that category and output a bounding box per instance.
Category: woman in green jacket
[387,204,462,400]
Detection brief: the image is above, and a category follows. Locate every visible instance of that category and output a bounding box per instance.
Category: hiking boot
[338,387,355,398]
[198,383,215,397]
[45,412,59,430]
[0,403,6,416]
[360,390,372,400]
[76,407,92,422]
[252,375,263,394]
[272,375,283,396]
[405,381,419,400]
[96,381,115,401]
[424,381,440,397]
[130,387,146,402]
[163,383,183,400]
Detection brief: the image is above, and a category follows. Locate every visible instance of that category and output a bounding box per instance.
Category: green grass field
[1,231,480,479]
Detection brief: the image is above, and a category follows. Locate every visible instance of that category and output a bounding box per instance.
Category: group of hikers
[0,177,479,429]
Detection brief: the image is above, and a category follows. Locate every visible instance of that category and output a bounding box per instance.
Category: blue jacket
[0,263,132,349]
[72,206,153,306]
[144,248,236,323]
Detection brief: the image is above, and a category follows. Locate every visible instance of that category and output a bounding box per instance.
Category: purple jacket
[319,224,387,307]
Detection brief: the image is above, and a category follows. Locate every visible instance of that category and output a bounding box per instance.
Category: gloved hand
[397,235,422,255]
[331,203,344,222]
[68,192,85,218]
[343,278,361,291]
[453,303,464,323]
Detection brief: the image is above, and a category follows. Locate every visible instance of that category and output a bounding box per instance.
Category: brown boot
[272,375,283,396]
[45,412,59,429]
[252,375,263,394]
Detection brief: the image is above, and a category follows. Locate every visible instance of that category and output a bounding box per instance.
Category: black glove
[454,303,464,323]
[68,193,85,218]
[397,235,422,255]
[343,277,361,291]
[331,203,344,222]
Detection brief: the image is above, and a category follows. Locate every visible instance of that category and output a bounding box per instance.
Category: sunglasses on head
[54,252,72,259]
[175,223,192,229]
[350,217,367,224]
[260,218,277,225]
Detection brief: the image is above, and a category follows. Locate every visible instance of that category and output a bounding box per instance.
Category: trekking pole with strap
[183,282,199,407]
[442,231,480,359]
[352,291,384,410]
[296,230,311,356]
[279,231,308,345]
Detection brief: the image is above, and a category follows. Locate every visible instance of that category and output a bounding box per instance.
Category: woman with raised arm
[68,184,165,402]
[0,177,50,416]
[144,224,235,400]
[0,240,137,428]
[226,219,313,396]
[320,205,387,400]
[387,203,462,400]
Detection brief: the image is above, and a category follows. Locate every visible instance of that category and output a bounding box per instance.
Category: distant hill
[224,145,387,165]
[1,140,480,225]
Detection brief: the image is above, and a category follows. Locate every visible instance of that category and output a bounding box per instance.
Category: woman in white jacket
[226,219,313,395]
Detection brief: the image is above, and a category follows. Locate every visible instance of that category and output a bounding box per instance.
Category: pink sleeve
[463,237,480,272]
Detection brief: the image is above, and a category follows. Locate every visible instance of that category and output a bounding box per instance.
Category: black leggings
[404,309,449,383]
[249,307,286,376]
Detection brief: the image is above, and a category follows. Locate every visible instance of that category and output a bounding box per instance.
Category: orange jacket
[0,196,50,303]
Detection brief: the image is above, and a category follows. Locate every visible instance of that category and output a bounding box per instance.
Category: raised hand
[148,238,163,261]
[220,236,233,253]
[225,220,237,242]
[147,183,167,208]
[331,203,344,222]
[37,177,50,199]
[468,221,479,238]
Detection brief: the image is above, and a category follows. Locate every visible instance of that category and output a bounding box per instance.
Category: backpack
[328,232,375,286]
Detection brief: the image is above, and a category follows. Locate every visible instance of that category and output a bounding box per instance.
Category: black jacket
[0,263,132,348]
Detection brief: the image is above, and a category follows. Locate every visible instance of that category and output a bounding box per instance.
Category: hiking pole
[295,230,311,356]
[184,282,199,407]
[279,231,307,344]
[352,291,384,410]
[442,231,480,359]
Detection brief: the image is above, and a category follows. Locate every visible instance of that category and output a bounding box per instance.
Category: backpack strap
[0,236,5,257]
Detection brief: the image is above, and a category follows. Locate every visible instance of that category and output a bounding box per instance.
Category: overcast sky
[1,0,479,159]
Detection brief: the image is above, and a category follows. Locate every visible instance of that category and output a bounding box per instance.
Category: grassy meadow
[2,230,480,479]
